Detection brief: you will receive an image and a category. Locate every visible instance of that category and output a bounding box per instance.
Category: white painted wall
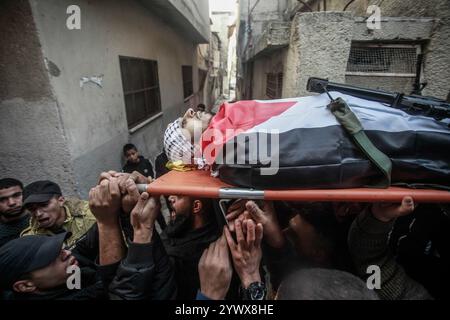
[29,0,203,196]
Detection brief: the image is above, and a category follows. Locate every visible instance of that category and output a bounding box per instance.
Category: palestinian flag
[200,92,450,189]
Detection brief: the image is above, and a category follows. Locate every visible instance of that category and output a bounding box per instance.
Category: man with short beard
[0,178,30,248]
[161,195,219,299]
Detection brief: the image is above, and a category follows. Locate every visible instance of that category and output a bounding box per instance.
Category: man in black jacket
[161,195,220,299]
[0,231,117,300]
[91,173,176,300]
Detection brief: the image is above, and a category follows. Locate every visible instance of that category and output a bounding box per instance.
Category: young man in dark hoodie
[122,144,154,178]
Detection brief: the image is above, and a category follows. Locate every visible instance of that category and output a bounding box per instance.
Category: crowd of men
[1,106,449,301]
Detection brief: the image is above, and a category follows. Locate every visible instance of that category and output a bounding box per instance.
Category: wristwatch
[242,282,267,300]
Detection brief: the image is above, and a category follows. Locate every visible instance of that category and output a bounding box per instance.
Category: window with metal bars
[346,44,419,77]
[266,72,283,99]
[119,56,161,129]
[182,65,194,99]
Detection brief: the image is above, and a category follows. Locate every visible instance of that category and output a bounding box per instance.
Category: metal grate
[346,46,418,75]
[266,72,283,99]
[119,56,161,129]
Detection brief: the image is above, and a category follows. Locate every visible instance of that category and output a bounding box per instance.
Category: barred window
[346,44,418,76]
[182,65,194,99]
[119,56,161,129]
[345,43,421,93]
[266,72,283,99]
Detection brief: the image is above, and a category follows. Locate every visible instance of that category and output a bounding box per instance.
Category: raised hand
[88,177,121,226]
[198,230,233,300]
[130,192,160,243]
[245,201,285,248]
[97,170,152,214]
[226,199,247,221]
[371,196,415,222]
[224,219,263,289]
[119,178,141,214]
[116,171,152,187]
[97,170,120,185]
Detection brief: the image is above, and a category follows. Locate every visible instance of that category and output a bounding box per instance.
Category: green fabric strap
[328,97,392,188]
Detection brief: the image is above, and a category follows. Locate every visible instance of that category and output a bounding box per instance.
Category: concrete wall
[283,11,354,97]
[245,0,446,99]
[0,0,78,195]
[167,0,210,41]
[288,0,369,15]
[239,0,288,37]
[139,0,210,43]
[211,11,234,96]
[294,0,450,99]
[251,48,288,99]
[15,0,203,198]
[237,0,289,99]
[196,32,225,109]
[209,33,224,107]
[369,0,450,99]
[348,16,435,93]
[352,17,435,41]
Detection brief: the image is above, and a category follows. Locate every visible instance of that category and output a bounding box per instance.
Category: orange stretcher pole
[139,170,450,203]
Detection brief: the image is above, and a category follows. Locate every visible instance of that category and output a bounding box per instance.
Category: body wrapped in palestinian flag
[200,92,450,189]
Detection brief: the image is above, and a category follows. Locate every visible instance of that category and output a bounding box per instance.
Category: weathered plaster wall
[371,0,450,99]
[283,11,354,97]
[29,0,203,197]
[1,0,207,198]
[0,0,78,195]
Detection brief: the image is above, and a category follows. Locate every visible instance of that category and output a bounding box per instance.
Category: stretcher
[138,169,450,203]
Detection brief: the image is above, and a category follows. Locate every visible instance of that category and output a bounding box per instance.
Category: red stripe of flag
[201,100,297,163]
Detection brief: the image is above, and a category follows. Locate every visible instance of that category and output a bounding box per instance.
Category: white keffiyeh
[163,118,196,163]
